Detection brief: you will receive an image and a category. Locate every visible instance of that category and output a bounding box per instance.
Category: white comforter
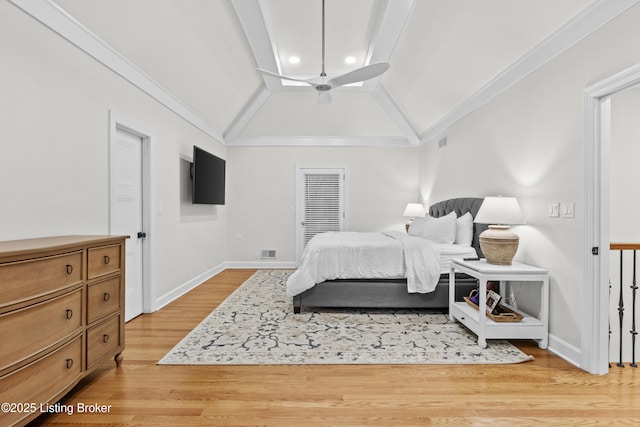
[286,231,441,297]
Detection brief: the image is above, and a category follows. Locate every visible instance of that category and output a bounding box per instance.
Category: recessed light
[344,56,357,65]
[288,56,300,64]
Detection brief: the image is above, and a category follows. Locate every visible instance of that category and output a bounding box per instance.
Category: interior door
[296,167,345,262]
[111,126,144,321]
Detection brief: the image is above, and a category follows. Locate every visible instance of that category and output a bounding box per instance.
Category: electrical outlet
[548,203,559,218]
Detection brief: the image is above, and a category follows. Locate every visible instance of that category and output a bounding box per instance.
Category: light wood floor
[31,269,640,426]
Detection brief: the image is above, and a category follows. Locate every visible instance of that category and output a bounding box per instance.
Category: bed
[289,197,488,313]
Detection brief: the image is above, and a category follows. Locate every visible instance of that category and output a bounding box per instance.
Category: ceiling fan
[257,0,390,105]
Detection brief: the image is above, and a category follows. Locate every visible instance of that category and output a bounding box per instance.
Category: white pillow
[407,217,426,236]
[422,211,457,244]
[455,212,474,246]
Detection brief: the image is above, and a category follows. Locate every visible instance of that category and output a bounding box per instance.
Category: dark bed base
[292,273,478,314]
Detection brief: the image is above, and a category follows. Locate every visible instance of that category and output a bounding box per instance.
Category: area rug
[158,270,534,365]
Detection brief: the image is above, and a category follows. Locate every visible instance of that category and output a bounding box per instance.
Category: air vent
[260,249,277,259]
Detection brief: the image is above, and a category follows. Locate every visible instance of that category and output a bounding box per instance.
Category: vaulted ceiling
[16,0,631,146]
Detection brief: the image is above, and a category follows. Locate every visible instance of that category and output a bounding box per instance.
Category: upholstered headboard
[428,197,488,257]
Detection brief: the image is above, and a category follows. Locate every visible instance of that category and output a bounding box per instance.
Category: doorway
[295,166,347,263]
[583,63,640,374]
[109,112,153,321]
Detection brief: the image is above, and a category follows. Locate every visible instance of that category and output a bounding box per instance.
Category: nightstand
[449,259,549,349]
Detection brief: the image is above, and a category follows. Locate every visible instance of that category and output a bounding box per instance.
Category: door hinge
[592,246,599,255]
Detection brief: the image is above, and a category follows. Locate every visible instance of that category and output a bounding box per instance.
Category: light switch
[548,203,559,218]
[561,202,575,218]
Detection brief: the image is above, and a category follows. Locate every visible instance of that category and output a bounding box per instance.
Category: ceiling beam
[231,0,283,92]
[362,0,415,91]
[230,0,417,147]
[224,86,271,144]
[373,86,419,145]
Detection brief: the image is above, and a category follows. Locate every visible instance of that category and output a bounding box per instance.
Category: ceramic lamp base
[479,225,519,265]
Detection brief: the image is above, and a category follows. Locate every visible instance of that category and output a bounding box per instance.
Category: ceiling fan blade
[318,91,332,105]
[257,68,314,86]
[328,62,390,88]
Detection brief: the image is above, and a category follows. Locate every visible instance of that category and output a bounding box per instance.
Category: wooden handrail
[610,243,640,250]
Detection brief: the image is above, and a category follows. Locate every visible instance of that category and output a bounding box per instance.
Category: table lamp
[403,203,425,232]
[474,196,525,265]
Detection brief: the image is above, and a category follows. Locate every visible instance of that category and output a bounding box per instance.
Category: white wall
[418,4,640,354]
[0,2,226,308]
[611,87,640,242]
[226,146,419,264]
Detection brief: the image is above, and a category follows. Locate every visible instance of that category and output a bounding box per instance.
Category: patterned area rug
[158,270,534,365]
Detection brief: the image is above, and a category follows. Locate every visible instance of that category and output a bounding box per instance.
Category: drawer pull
[103,292,111,302]
[66,309,73,319]
[65,264,73,275]
[103,334,110,343]
[65,358,74,369]
[103,255,110,265]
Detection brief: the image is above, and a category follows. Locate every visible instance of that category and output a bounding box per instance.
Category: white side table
[449,259,549,349]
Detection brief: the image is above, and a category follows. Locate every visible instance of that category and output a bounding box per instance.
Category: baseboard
[150,261,294,312]
[153,262,226,312]
[546,333,581,369]
[225,261,297,269]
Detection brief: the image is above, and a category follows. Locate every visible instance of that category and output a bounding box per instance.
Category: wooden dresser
[0,235,127,427]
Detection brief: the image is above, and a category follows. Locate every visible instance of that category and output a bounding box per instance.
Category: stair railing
[610,243,640,368]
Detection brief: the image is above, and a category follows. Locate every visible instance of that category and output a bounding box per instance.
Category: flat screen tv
[191,146,225,205]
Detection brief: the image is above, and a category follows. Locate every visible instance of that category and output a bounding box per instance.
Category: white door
[111,127,144,321]
[296,167,346,262]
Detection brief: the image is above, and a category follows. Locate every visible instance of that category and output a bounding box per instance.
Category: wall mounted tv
[191,145,225,205]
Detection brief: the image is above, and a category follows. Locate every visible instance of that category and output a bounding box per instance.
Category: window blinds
[303,171,344,247]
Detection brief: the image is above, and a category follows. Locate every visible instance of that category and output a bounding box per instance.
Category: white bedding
[438,243,478,272]
[286,231,475,297]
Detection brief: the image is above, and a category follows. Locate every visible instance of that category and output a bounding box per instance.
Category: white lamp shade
[403,203,425,218]
[474,196,525,225]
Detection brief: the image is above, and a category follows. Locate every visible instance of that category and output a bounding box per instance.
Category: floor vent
[260,249,277,259]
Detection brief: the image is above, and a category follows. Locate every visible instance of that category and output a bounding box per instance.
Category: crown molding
[419,0,640,145]
[227,136,415,148]
[10,0,225,143]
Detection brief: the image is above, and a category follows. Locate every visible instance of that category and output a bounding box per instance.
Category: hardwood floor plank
[28,268,640,426]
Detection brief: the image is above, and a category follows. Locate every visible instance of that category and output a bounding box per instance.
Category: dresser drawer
[0,251,83,307]
[86,315,121,368]
[87,276,121,323]
[0,335,82,427]
[88,245,121,279]
[0,288,83,374]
